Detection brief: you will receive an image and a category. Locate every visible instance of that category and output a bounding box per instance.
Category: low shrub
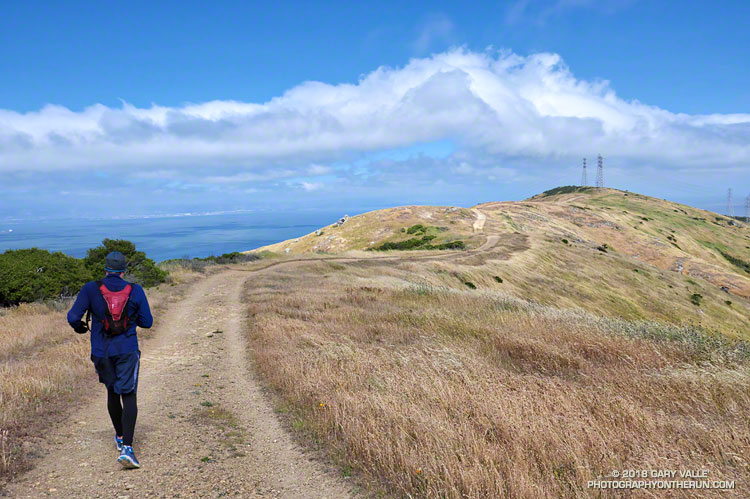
[372,238,465,251]
[160,252,260,274]
[192,252,260,265]
[539,186,594,197]
[718,250,750,274]
[0,248,90,305]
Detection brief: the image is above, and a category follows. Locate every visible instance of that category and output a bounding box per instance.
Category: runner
[67,251,153,469]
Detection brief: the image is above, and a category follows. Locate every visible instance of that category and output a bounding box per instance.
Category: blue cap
[104,251,128,272]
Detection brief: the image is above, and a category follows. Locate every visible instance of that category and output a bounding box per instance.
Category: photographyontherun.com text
[588,469,734,490]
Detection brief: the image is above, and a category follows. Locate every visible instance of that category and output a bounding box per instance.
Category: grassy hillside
[245,257,749,498]
[251,187,750,338]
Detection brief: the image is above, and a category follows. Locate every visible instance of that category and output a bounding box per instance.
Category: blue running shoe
[117,445,140,469]
[115,434,124,452]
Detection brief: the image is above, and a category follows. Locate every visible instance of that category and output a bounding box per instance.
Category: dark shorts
[91,351,140,394]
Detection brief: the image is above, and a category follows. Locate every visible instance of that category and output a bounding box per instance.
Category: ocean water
[0,211,342,262]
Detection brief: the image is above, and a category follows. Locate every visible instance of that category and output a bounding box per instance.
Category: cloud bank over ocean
[2,48,748,218]
[3,48,749,172]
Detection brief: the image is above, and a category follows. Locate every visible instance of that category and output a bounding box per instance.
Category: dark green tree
[84,239,167,288]
[0,248,91,305]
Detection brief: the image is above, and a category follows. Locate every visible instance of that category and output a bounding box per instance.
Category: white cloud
[204,170,296,184]
[307,164,333,175]
[300,181,324,192]
[1,48,749,179]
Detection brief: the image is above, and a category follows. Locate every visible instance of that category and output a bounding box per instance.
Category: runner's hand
[72,321,89,334]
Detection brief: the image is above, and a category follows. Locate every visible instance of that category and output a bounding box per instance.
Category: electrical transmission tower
[581,158,587,186]
[595,154,604,188]
[745,195,749,221]
[727,189,734,218]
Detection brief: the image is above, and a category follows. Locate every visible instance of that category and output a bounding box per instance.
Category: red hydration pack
[96,281,133,335]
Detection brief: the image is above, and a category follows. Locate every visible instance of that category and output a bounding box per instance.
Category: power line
[581,158,587,186]
[727,188,734,217]
[595,154,604,188]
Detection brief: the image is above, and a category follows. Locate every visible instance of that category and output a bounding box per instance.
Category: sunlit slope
[253,205,483,253]
[251,187,750,336]
[521,186,750,298]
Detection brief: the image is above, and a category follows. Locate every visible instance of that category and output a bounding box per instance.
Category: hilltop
[253,187,750,337]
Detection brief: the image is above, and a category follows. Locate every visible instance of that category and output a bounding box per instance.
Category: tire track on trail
[4,269,354,498]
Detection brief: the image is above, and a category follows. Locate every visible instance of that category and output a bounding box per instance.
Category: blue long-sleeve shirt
[67,274,153,357]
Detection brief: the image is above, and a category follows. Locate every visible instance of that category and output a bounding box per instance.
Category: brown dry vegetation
[246,258,750,498]
[0,265,204,486]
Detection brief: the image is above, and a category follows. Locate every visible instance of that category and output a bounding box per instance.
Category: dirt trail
[471,208,500,251]
[4,269,353,498]
[471,209,486,232]
[476,235,500,251]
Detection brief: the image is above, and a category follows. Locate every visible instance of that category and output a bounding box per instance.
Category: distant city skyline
[1,0,748,220]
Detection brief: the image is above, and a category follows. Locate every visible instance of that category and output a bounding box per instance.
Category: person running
[67,251,153,469]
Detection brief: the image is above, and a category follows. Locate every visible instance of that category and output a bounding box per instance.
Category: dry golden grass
[0,268,202,484]
[245,259,750,498]
[258,188,750,337]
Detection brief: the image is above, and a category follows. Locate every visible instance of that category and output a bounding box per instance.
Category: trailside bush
[374,238,425,251]
[372,238,465,251]
[194,252,260,265]
[160,252,261,273]
[84,239,167,288]
[0,248,91,305]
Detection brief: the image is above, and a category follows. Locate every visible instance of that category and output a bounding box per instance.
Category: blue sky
[1,0,749,220]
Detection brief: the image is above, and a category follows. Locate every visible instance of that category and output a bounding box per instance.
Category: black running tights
[107,388,137,446]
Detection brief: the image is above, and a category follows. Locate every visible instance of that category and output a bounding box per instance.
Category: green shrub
[372,237,465,251]
[406,224,426,235]
[84,239,167,288]
[161,252,262,274]
[431,240,466,250]
[493,276,503,283]
[539,186,594,197]
[0,248,91,305]
[718,250,750,274]
[561,239,569,244]
[464,281,476,289]
[191,252,260,265]
[690,293,703,306]
[373,238,426,251]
